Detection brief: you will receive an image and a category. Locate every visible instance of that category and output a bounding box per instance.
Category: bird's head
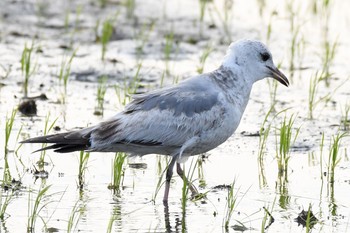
[222,39,289,87]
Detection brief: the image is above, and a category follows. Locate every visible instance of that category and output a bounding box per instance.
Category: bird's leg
[176,163,199,198]
[163,156,177,204]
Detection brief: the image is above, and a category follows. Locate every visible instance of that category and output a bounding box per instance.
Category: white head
[222,39,289,86]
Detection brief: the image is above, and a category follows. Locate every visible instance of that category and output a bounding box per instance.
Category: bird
[21,39,289,203]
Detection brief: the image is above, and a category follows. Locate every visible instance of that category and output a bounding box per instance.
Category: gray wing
[125,81,219,117]
[91,76,225,153]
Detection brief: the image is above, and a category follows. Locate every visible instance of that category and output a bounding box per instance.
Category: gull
[22,39,289,203]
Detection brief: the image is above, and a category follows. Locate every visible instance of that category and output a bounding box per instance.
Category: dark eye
[260,52,270,62]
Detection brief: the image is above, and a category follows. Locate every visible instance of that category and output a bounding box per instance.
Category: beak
[267,66,289,87]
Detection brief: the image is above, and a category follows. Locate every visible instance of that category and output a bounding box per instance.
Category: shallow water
[0,0,350,232]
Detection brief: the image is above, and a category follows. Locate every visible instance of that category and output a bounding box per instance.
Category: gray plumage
[22,39,289,202]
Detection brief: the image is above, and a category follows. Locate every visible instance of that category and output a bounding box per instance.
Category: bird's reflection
[163,203,187,233]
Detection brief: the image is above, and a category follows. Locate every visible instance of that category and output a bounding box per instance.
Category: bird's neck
[211,66,253,113]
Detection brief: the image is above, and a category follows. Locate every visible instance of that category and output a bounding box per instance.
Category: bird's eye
[260,52,270,62]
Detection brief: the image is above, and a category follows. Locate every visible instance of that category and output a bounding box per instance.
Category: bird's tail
[21,127,93,153]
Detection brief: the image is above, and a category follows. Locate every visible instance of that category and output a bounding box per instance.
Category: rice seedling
[124,0,135,18]
[0,189,14,220]
[261,199,276,231]
[38,113,58,169]
[135,21,155,58]
[275,114,300,179]
[159,70,166,88]
[67,5,83,47]
[196,44,213,74]
[3,109,17,185]
[223,180,239,231]
[327,132,347,185]
[319,133,325,181]
[285,0,302,80]
[265,11,277,45]
[198,0,209,35]
[257,107,273,187]
[27,185,52,232]
[308,71,347,119]
[308,72,321,119]
[64,9,70,31]
[58,48,77,102]
[320,39,338,86]
[256,0,266,17]
[94,76,108,116]
[296,36,306,77]
[99,0,107,8]
[257,108,288,187]
[35,0,49,24]
[341,102,350,131]
[21,41,37,97]
[181,159,198,210]
[107,205,121,233]
[128,63,142,95]
[211,0,234,42]
[78,151,90,189]
[0,64,12,79]
[101,18,114,61]
[197,156,206,189]
[266,78,278,111]
[308,71,334,119]
[163,30,174,75]
[4,109,16,156]
[152,156,175,202]
[305,204,317,232]
[67,199,87,233]
[108,152,127,194]
[114,63,142,107]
